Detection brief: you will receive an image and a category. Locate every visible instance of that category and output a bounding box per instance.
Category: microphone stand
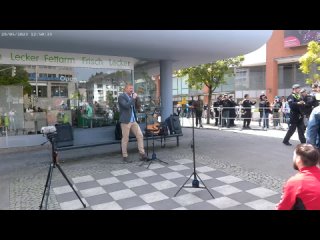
[174,96,214,198]
[140,108,168,168]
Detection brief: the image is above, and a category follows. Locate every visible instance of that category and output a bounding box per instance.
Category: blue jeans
[306,106,320,147]
[262,111,269,128]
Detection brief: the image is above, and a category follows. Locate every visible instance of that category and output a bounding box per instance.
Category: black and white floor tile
[52,159,281,210]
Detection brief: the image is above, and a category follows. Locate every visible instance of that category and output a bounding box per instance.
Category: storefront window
[234,66,265,91]
[278,63,311,89]
[0,50,136,135]
[134,71,159,113]
[32,86,47,97]
[51,84,68,97]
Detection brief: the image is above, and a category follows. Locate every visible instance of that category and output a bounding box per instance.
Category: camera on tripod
[41,126,57,141]
[39,125,86,210]
[41,126,57,134]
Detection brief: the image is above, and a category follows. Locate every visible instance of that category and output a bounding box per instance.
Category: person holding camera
[259,95,271,130]
[276,143,320,210]
[283,84,306,146]
[272,96,282,129]
[118,84,147,163]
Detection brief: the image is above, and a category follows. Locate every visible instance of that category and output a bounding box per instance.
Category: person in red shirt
[277,144,320,210]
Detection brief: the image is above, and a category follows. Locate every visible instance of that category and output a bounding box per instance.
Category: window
[234,68,248,91]
[32,86,48,97]
[47,74,56,79]
[278,63,310,89]
[51,84,68,97]
[234,66,265,91]
[39,73,48,80]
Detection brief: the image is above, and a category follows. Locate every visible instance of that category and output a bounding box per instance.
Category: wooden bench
[56,132,183,152]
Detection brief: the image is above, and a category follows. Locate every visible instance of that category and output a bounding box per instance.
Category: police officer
[213,95,223,126]
[228,95,237,127]
[283,84,306,146]
[300,88,318,121]
[241,94,256,129]
[222,94,231,127]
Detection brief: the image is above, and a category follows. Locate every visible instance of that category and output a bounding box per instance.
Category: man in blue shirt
[118,84,147,163]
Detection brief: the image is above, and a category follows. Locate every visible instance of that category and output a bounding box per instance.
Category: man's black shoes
[140,153,149,161]
[123,157,133,163]
[283,141,292,146]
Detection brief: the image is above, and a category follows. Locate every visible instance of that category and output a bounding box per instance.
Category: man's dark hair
[295,144,320,167]
[244,94,249,98]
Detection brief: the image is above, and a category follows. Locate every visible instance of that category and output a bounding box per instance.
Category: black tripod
[140,112,168,168]
[39,132,86,210]
[146,129,168,168]
[174,99,214,198]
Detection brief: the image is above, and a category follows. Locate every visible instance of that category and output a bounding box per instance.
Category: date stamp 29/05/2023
[1,31,53,37]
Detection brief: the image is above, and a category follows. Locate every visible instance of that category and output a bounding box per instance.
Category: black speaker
[55,123,74,147]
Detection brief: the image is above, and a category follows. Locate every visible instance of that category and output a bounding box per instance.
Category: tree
[0,65,31,95]
[299,41,320,85]
[175,56,244,124]
[106,91,116,109]
[70,90,84,108]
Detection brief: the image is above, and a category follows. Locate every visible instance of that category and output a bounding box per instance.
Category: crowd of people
[176,93,298,130]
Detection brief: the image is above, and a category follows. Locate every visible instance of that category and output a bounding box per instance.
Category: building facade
[176,30,320,105]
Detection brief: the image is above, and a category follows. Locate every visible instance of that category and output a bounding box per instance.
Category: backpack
[159,122,169,136]
[165,114,182,135]
[55,123,74,147]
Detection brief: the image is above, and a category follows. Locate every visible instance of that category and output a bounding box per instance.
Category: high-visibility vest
[63,113,69,124]
[4,115,9,127]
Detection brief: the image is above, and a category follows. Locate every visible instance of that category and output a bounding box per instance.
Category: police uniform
[242,99,256,128]
[222,96,231,127]
[283,84,306,145]
[213,97,222,126]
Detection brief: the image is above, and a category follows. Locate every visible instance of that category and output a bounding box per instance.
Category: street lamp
[12,66,16,77]
[0,66,16,76]
[35,65,38,98]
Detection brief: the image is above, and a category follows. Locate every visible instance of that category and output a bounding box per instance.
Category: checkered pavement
[52,159,281,210]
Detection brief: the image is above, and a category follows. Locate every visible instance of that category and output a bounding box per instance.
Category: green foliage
[0,65,31,95]
[175,56,244,92]
[106,91,116,109]
[299,41,320,84]
[113,111,120,121]
[71,91,83,100]
[175,56,244,124]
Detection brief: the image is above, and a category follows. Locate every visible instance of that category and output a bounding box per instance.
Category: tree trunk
[206,86,212,124]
